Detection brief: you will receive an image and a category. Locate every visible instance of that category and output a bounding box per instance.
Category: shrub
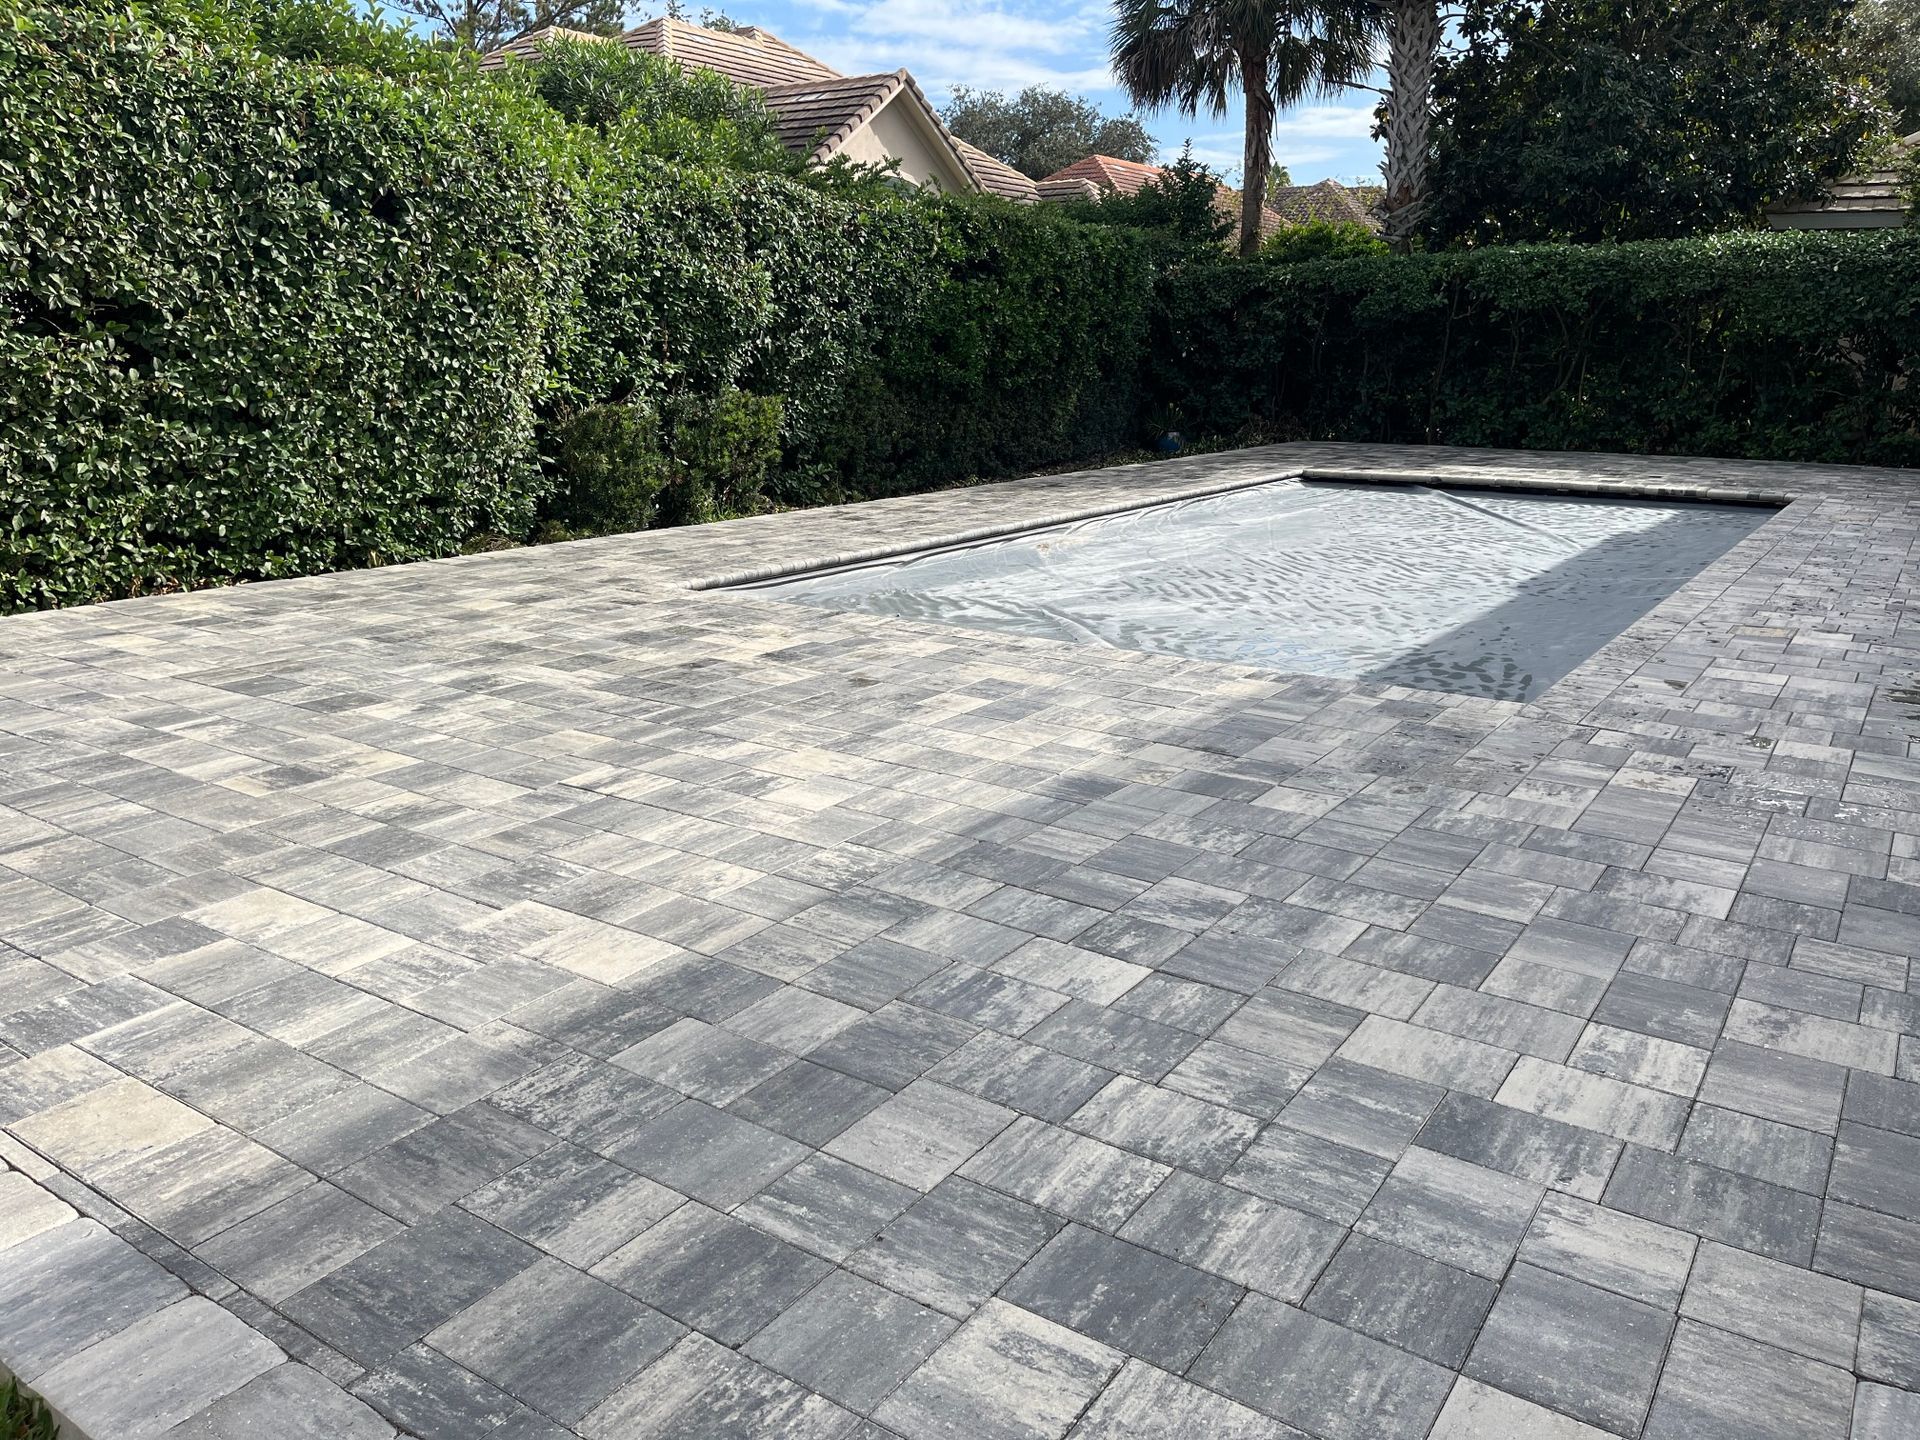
[541,403,669,535]
[0,0,577,611]
[1153,229,1920,467]
[660,388,784,524]
[1259,220,1389,264]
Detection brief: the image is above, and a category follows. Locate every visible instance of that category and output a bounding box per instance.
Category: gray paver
[6,442,1919,1439]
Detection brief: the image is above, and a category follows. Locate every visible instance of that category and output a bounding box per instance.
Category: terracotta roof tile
[1265,179,1381,230]
[955,140,1039,202]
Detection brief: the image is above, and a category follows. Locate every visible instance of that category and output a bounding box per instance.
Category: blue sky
[649,0,1384,183]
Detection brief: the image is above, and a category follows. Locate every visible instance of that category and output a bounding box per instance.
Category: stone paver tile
[745,1270,956,1413]
[1816,1202,1920,1302]
[425,1257,682,1423]
[1067,1358,1304,1439]
[873,1299,1123,1440]
[281,1208,540,1369]
[592,1202,830,1346]
[1026,999,1201,1082]
[1213,989,1362,1071]
[1066,1076,1259,1179]
[1414,1092,1620,1201]
[36,1296,280,1440]
[160,1362,395,1439]
[1465,1263,1674,1436]
[1305,1233,1496,1368]
[1428,1377,1614,1439]
[335,1101,554,1226]
[1272,1056,1441,1161]
[1193,1295,1455,1440]
[610,1017,793,1104]
[1697,1039,1847,1135]
[1002,1224,1242,1371]
[1829,1121,1920,1223]
[582,1333,859,1440]
[460,1144,682,1268]
[1495,1056,1689,1149]
[1355,1147,1542,1280]
[1119,1170,1342,1301]
[735,1153,919,1261]
[1679,1103,1833,1194]
[194,1182,403,1302]
[1678,1240,1862,1366]
[1229,1124,1392,1225]
[349,1341,526,1440]
[1852,1383,1920,1440]
[926,1030,1114,1123]
[9,1075,211,1178]
[1858,1288,1920,1389]
[825,1080,1016,1191]
[1335,1015,1518,1098]
[1605,1145,1820,1265]
[1516,1192,1697,1309]
[727,1060,892,1147]
[958,1117,1168,1232]
[1161,1039,1307,1120]
[848,1176,1062,1319]
[618,1099,806,1208]
[0,1168,75,1252]
[1642,1320,1855,1440]
[0,1219,186,1378]
[724,988,868,1053]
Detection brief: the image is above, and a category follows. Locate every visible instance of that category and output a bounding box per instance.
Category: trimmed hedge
[1155,231,1920,467]
[0,1,578,611]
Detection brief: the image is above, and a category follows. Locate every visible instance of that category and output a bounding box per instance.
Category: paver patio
[1,441,1917,1438]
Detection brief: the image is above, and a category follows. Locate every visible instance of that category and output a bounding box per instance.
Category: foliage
[502,33,794,172]
[2,1378,56,1440]
[541,402,668,534]
[1259,218,1388,262]
[1429,0,1895,243]
[799,200,1158,501]
[1152,230,1920,467]
[385,0,624,53]
[1057,148,1235,249]
[0,0,577,613]
[1110,0,1377,254]
[1857,0,1920,132]
[942,86,1156,179]
[659,388,783,522]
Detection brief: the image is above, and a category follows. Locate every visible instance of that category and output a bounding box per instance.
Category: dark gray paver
[5,442,1920,1436]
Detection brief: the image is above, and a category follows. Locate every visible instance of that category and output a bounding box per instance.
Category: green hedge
[0,1,578,611]
[1155,231,1920,467]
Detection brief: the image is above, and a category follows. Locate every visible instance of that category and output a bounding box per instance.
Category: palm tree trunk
[1381,0,1439,248]
[1238,44,1274,257]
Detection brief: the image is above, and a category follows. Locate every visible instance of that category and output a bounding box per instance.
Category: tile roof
[1265,179,1382,231]
[481,19,988,196]
[954,140,1039,202]
[1040,154,1168,197]
[1769,132,1917,224]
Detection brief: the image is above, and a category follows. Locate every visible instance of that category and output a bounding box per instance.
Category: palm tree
[1111,0,1378,256]
[1378,0,1439,246]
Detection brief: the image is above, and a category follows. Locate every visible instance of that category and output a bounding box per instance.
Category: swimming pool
[741,479,1776,702]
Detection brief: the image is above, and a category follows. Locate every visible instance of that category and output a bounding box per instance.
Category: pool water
[745,480,1775,702]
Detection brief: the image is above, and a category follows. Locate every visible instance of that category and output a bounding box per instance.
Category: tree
[942,87,1157,178]
[1858,0,1920,132]
[1057,147,1236,246]
[386,0,625,52]
[1428,0,1893,244]
[1111,0,1376,257]
[1377,0,1439,247]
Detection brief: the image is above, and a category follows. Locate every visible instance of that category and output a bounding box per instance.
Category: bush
[1154,229,1920,466]
[660,388,784,524]
[1259,220,1388,264]
[0,0,577,611]
[804,198,1158,500]
[541,403,669,535]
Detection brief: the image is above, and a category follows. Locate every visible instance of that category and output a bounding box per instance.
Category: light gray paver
[4,442,1920,1437]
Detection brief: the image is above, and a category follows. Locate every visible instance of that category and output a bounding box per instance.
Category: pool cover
[750,480,1774,702]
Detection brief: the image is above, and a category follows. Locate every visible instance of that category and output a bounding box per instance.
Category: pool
[741,479,1776,702]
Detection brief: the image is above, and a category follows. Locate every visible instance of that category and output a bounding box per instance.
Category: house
[482,18,984,194]
[1767,133,1917,230]
[1034,156,1386,241]
[481,21,1387,237]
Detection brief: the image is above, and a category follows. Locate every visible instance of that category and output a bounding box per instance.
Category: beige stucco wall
[836,96,972,193]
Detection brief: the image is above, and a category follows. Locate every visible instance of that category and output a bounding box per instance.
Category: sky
[648,0,1386,184]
